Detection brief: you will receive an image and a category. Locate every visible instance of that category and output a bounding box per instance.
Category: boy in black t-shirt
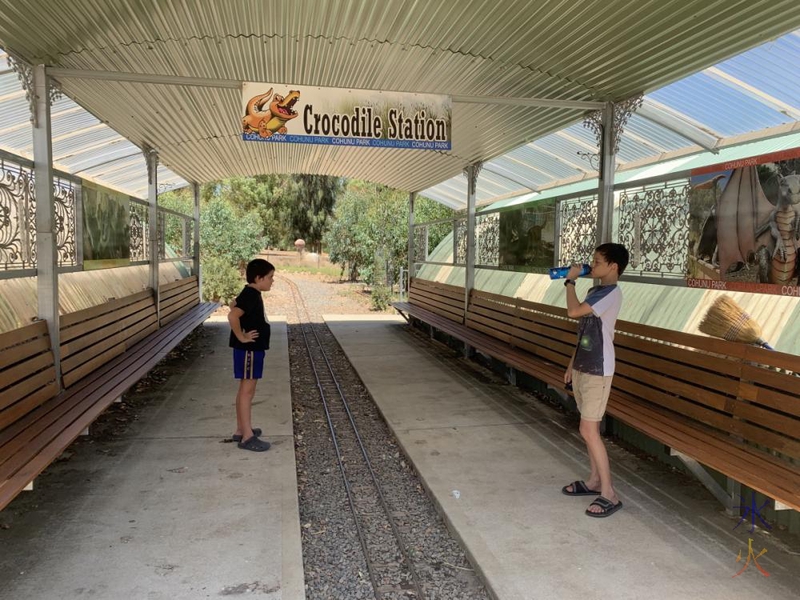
[228,259,274,452]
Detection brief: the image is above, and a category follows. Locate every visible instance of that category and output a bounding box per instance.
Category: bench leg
[507,366,517,386]
[24,481,34,491]
[670,449,734,513]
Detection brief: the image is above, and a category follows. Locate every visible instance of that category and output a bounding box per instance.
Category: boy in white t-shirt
[561,243,629,518]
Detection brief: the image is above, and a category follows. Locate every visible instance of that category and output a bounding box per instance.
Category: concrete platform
[0,317,304,600]
[325,314,800,600]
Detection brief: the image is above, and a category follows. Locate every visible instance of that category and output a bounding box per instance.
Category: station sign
[241,82,451,150]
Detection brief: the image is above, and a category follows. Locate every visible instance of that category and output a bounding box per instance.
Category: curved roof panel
[422,28,800,207]
[0,49,186,197]
[1,0,799,195]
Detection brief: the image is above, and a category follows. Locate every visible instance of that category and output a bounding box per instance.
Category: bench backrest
[159,276,200,327]
[409,279,464,324]
[612,321,800,461]
[455,283,800,464]
[0,322,58,431]
[60,290,158,388]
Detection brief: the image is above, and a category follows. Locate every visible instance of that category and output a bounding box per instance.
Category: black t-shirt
[229,285,271,351]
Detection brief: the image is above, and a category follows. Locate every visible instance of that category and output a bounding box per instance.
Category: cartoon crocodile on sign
[261,90,300,136]
[242,88,300,138]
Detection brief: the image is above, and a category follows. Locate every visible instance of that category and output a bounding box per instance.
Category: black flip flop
[561,480,600,496]
[585,496,623,518]
[238,436,271,452]
[232,428,262,442]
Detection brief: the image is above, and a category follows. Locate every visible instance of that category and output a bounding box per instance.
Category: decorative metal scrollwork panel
[0,160,35,270]
[618,179,690,277]
[476,212,500,267]
[53,178,78,267]
[558,195,598,264]
[129,200,149,262]
[413,225,428,263]
[454,218,467,265]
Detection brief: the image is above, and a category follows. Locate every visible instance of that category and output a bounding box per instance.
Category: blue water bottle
[549,263,591,280]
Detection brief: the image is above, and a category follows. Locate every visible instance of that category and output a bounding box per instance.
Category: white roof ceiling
[1,1,800,198]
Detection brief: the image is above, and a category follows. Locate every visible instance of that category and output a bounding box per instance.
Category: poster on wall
[82,181,131,270]
[498,200,556,271]
[687,147,800,296]
[241,82,451,150]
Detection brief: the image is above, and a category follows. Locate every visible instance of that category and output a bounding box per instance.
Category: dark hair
[246,258,275,283]
[596,243,629,277]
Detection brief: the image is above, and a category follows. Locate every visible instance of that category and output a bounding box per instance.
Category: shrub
[202,256,242,303]
[370,284,393,311]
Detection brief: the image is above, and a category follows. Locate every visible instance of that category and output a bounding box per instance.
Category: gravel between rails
[279,274,490,600]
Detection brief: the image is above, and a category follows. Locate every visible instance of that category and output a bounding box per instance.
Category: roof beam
[704,66,800,120]
[481,164,540,192]
[46,67,603,111]
[636,99,721,153]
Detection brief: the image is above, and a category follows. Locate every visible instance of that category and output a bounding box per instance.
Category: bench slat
[0,302,217,511]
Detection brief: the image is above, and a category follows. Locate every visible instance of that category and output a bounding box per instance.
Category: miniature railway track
[282,275,426,599]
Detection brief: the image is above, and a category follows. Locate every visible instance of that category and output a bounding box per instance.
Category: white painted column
[596,102,616,246]
[464,164,478,316]
[193,182,201,301]
[407,192,416,281]
[32,64,61,389]
[147,150,160,324]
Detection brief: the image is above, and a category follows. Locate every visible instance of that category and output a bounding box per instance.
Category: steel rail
[281,275,425,599]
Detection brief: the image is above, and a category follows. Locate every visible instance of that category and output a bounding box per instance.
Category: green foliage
[283,175,345,252]
[324,180,453,284]
[210,176,293,250]
[158,189,194,252]
[200,197,266,269]
[201,256,242,303]
[370,285,393,311]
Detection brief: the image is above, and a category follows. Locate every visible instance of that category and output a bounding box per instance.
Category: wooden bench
[394,279,800,513]
[0,282,217,511]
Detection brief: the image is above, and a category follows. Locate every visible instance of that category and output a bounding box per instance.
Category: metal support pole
[32,64,61,390]
[465,164,478,315]
[596,102,616,246]
[193,182,201,301]
[147,151,160,324]
[407,192,416,282]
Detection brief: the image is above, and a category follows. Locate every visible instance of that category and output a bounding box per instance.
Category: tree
[324,180,452,284]
[283,175,345,252]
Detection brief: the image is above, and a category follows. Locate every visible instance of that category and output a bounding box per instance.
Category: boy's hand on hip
[239,330,259,343]
[564,368,572,384]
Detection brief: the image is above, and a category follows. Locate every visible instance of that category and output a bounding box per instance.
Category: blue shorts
[233,349,265,380]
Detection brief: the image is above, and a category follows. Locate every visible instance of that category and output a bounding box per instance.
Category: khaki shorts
[572,369,613,422]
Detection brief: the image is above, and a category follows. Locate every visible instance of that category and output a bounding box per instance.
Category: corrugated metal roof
[422,27,800,208]
[0,51,186,197]
[1,0,799,196]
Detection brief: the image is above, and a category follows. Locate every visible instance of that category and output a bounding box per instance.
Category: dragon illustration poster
[82,181,131,270]
[687,147,800,296]
[498,200,556,271]
[241,82,451,150]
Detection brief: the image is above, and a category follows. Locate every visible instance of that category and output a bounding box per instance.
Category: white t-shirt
[572,284,622,377]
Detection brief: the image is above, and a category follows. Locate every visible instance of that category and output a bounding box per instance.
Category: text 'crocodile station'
[303,106,448,141]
